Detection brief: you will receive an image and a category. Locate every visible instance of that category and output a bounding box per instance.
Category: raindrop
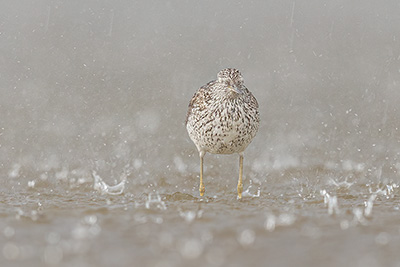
[364,194,377,217]
[265,214,276,232]
[238,229,255,247]
[340,220,350,230]
[3,227,15,238]
[320,190,340,215]
[352,208,367,225]
[278,213,296,226]
[84,215,97,225]
[46,232,61,245]
[88,224,101,236]
[145,193,167,210]
[180,239,204,259]
[30,210,39,221]
[134,159,142,170]
[179,210,196,223]
[154,217,164,224]
[71,226,88,240]
[174,156,187,173]
[8,163,21,178]
[28,180,35,188]
[375,232,390,246]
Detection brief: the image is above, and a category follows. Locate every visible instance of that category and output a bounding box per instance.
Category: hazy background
[1,0,400,185]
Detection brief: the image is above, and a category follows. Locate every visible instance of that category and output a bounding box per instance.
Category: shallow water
[1,1,400,266]
[2,162,400,267]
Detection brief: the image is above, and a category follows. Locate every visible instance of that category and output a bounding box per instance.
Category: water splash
[340,207,369,229]
[294,177,317,200]
[368,182,399,198]
[8,163,21,178]
[179,208,204,223]
[28,180,36,188]
[55,167,69,181]
[240,180,261,198]
[341,160,365,172]
[92,170,126,195]
[339,182,397,229]
[265,214,276,232]
[320,189,340,215]
[173,155,187,174]
[363,182,398,217]
[364,194,377,217]
[145,193,167,210]
[71,215,101,240]
[385,183,398,195]
[352,208,368,226]
[264,213,296,232]
[328,176,354,189]
[14,208,41,222]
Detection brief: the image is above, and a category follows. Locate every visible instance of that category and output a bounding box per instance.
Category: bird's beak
[229,85,243,95]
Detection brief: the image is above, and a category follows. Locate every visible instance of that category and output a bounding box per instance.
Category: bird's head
[217,68,244,95]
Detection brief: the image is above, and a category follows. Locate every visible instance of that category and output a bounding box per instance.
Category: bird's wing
[185,81,215,125]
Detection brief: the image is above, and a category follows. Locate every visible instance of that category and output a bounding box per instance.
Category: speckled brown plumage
[186,68,259,199]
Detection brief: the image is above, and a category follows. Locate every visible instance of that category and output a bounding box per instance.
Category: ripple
[163,192,198,201]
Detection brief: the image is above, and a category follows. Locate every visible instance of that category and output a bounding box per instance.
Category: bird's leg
[237,153,244,199]
[199,151,205,197]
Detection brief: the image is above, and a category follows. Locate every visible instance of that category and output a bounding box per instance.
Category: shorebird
[185,68,259,199]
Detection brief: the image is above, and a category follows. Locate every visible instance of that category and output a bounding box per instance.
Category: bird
[185,68,259,199]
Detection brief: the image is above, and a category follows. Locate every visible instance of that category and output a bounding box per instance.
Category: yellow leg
[237,154,244,199]
[199,152,205,196]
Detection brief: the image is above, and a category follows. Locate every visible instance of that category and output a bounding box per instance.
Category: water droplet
[340,220,350,230]
[84,215,97,225]
[265,214,276,232]
[3,227,15,238]
[375,232,390,245]
[46,232,61,244]
[180,239,203,259]
[27,180,35,188]
[238,229,255,247]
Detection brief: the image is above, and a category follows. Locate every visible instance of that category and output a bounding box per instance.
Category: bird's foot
[237,183,243,199]
[199,184,205,197]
